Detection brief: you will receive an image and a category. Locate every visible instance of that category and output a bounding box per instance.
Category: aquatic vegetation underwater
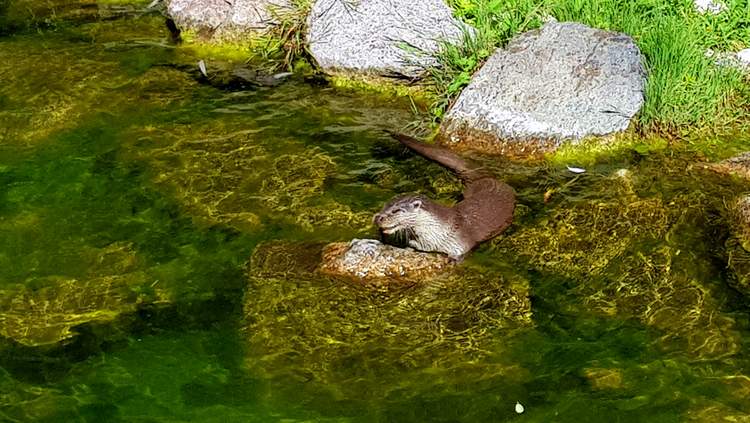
[2,1,750,422]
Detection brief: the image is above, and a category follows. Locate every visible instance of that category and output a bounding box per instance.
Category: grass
[247,0,314,71]
[430,0,750,135]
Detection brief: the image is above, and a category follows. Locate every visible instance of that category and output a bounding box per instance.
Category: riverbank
[433,0,750,137]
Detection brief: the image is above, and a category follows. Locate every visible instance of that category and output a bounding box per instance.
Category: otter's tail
[387,131,482,181]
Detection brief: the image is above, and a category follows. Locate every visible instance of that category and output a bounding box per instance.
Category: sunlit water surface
[1,3,750,422]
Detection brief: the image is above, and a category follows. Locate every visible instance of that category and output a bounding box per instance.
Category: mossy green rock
[243,241,532,403]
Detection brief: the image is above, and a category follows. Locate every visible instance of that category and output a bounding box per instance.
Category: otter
[373,133,516,260]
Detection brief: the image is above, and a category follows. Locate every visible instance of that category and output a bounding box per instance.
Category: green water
[2,3,750,422]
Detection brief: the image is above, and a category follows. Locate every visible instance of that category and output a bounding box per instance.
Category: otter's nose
[373,213,383,225]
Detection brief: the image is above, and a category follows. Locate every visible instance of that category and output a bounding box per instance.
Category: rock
[440,22,646,156]
[0,242,159,347]
[306,0,472,78]
[243,240,532,404]
[725,195,750,297]
[496,174,742,359]
[706,48,750,72]
[707,151,750,179]
[738,49,750,66]
[694,0,726,14]
[133,130,371,233]
[320,239,454,283]
[583,368,623,390]
[166,0,293,43]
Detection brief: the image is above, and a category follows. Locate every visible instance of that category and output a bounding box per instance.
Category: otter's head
[373,195,429,235]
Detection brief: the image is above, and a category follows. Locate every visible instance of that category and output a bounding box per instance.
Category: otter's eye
[390,208,402,215]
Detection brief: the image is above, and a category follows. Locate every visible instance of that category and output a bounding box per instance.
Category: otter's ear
[410,199,422,209]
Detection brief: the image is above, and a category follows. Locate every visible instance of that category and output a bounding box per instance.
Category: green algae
[0,242,165,347]
[2,4,750,423]
[243,241,532,415]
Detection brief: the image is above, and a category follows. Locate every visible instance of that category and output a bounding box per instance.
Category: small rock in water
[273,72,294,80]
[515,401,525,414]
[694,0,726,14]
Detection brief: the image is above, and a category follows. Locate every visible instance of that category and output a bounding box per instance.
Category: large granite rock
[166,0,293,42]
[440,22,646,156]
[306,0,472,78]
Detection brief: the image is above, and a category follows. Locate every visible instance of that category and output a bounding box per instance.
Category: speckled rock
[706,48,750,72]
[694,0,726,14]
[166,0,293,42]
[320,239,454,282]
[306,0,472,78]
[440,22,646,156]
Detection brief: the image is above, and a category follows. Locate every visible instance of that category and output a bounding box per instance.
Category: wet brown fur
[374,132,515,258]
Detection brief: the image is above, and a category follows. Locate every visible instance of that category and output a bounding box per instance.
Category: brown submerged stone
[725,194,750,297]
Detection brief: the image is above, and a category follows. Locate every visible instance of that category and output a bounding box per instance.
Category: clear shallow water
[2,3,750,422]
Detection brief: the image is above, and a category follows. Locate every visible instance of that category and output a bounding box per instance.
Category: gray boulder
[440,22,646,155]
[166,0,293,42]
[306,0,472,78]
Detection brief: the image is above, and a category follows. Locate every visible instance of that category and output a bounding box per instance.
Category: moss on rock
[495,167,742,359]
[0,242,165,347]
[242,240,532,405]
[724,194,750,298]
[136,128,373,233]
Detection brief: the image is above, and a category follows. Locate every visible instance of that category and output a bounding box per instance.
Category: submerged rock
[320,239,454,283]
[306,0,472,78]
[707,151,750,179]
[496,172,742,359]
[133,129,371,233]
[1,0,143,31]
[725,195,750,297]
[0,243,161,347]
[166,0,293,42]
[243,240,531,403]
[440,22,645,156]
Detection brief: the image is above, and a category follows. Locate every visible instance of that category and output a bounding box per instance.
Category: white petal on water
[198,60,208,77]
[515,402,525,414]
[566,165,586,174]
